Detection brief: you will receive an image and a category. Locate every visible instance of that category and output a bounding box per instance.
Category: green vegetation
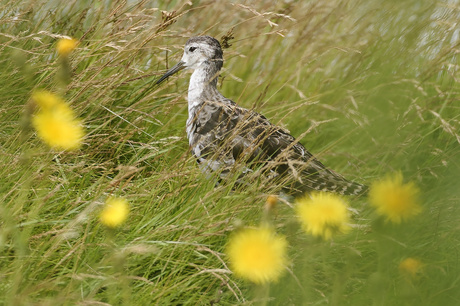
[1,0,459,304]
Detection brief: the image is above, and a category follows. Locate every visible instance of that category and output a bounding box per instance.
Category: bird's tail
[285,169,368,197]
[328,178,368,196]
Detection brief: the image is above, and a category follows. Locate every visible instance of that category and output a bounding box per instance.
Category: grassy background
[1,0,459,304]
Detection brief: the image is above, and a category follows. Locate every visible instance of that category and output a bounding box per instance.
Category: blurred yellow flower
[296,192,350,240]
[369,172,421,223]
[56,38,79,57]
[265,195,278,210]
[226,227,287,284]
[399,257,423,279]
[31,90,72,114]
[32,106,84,150]
[100,197,130,228]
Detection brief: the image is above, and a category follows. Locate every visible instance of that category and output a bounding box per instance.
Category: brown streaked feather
[189,97,367,196]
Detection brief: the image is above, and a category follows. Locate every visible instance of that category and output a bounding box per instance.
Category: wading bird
[156,36,366,196]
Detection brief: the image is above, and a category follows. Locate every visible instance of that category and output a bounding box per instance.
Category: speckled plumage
[157,36,367,196]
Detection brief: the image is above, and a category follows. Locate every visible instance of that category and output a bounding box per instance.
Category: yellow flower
[265,195,278,210]
[56,38,79,57]
[31,90,84,150]
[399,257,423,279]
[32,107,84,150]
[100,197,130,228]
[296,192,350,240]
[226,227,287,284]
[369,172,421,223]
[31,90,72,114]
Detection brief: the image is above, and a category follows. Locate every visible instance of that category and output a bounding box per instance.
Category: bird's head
[156,36,223,85]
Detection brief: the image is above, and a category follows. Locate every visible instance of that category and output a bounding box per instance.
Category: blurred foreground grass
[1,0,459,304]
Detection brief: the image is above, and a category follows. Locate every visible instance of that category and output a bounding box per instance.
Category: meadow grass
[1,0,459,304]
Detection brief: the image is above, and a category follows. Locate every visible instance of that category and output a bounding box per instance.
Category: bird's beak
[155,61,186,85]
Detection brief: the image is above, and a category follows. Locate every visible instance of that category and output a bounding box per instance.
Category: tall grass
[1,0,459,304]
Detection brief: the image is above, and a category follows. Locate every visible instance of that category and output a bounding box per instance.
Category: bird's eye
[189,46,197,52]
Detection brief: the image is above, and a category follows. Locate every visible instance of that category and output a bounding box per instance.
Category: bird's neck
[186,62,222,144]
[188,62,220,111]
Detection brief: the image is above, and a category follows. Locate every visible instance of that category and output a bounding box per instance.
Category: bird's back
[187,95,367,196]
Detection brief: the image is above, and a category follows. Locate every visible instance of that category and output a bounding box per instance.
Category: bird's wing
[190,99,366,195]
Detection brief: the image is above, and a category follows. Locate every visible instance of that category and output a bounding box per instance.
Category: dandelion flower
[265,195,278,210]
[31,90,72,114]
[369,172,421,223]
[399,257,423,279]
[56,38,79,57]
[31,90,84,150]
[296,192,350,240]
[100,197,130,228]
[32,107,84,150]
[226,227,287,284]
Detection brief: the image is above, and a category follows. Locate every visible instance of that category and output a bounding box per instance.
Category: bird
[156,36,367,196]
